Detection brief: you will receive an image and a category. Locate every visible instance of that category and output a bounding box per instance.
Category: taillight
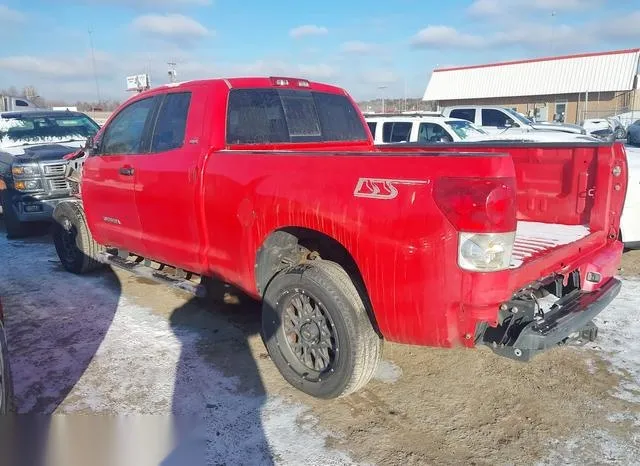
[433,177,517,232]
[434,177,517,272]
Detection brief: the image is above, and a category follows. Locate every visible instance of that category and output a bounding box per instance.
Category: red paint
[434,47,640,73]
[80,78,626,350]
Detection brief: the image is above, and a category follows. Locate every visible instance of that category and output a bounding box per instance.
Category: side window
[450,109,475,122]
[367,122,377,138]
[482,109,513,127]
[227,89,289,144]
[101,97,156,155]
[382,122,412,143]
[418,123,452,143]
[15,100,29,107]
[151,92,191,152]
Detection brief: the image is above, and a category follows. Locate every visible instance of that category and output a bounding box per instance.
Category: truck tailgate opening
[510,221,591,269]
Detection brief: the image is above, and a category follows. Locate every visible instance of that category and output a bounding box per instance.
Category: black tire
[0,190,29,239]
[52,201,105,274]
[262,260,381,399]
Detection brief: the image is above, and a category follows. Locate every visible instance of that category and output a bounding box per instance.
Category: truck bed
[511,221,591,268]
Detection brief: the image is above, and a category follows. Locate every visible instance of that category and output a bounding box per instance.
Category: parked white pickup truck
[0,95,40,112]
[442,106,586,136]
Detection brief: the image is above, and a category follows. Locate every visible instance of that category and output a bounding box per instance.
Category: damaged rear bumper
[479,277,621,361]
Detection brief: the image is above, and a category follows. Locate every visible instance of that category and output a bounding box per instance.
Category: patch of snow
[373,360,402,384]
[541,277,640,463]
[0,234,356,465]
[538,429,640,465]
[587,278,640,403]
[510,221,591,268]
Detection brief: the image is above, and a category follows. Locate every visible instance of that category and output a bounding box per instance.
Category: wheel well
[255,227,380,334]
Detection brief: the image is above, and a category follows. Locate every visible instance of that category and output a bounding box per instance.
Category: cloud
[360,69,398,85]
[597,11,640,40]
[411,26,485,49]
[410,9,640,53]
[340,41,377,54]
[468,0,602,16]
[0,5,25,23]
[131,14,210,41]
[0,55,114,79]
[78,0,212,6]
[289,24,328,39]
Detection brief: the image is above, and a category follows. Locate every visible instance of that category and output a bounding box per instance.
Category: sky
[0,0,639,103]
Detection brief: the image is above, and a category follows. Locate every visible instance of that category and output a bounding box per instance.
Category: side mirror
[86,136,100,155]
[502,120,514,128]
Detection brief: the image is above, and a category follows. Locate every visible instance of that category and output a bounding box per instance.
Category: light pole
[378,85,388,113]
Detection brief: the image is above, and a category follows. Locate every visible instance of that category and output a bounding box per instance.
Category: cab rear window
[226,88,368,144]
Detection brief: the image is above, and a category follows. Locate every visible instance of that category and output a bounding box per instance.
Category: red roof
[434,48,640,73]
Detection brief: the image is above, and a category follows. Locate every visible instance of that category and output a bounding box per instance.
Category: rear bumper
[481,277,621,361]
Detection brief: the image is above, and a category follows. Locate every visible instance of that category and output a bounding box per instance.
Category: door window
[482,109,514,127]
[101,97,156,155]
[150,92,192,152]
[449,109,475,122]
[382,122,412,143]
[417,123,452,142]
[367,122,377,138]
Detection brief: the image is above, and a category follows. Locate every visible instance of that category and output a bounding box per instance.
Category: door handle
[119,166,134,176]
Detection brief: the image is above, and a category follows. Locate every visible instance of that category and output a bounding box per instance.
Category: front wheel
[262,260,381,399]
[52,202,105,274]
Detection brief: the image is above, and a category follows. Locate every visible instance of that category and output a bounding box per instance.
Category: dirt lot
[2,221,640,465]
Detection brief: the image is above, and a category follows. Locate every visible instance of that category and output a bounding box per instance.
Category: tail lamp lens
[433,177,517,232]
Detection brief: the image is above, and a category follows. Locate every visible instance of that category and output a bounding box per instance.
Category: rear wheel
[52,202,105,274]
[262,260,381,399]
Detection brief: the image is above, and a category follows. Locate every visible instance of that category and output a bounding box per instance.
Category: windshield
[503,108,532,126]
[446,120,487,139]
[0,113,99,148]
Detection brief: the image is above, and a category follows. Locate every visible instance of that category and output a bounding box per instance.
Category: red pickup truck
[53,77,627,399]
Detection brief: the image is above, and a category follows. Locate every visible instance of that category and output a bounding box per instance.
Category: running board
[97,251,206,298]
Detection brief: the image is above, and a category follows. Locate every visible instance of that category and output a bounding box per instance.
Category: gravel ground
[1,220,640,465]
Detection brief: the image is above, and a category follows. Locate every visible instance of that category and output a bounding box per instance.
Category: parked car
[442,106,587,135]
[627,120,640,146]
[0,296,13,414]
[53,76,626,399]
[365,114,598,145]
[0,110,100,238]
[365,113,488,143]
[581,118,621,141]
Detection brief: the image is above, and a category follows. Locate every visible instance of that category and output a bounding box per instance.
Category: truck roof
[138,76,348,97]
[0,110,88,119]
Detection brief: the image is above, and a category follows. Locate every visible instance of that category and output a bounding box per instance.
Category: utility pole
[378,85,388,113]
[550,11,557,55]
[88,28,102,108]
